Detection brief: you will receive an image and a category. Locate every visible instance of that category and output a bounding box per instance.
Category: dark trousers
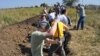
[77,16,85,30]
[48,38,66,56]
[63,31,71,55]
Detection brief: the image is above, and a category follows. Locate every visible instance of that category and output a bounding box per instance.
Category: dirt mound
[0,15,40,56]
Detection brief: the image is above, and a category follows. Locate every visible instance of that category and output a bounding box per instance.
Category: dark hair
[78,4,81,7]
[61,9,66,14]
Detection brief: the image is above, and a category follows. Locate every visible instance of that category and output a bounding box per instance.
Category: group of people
[31,3,86,56]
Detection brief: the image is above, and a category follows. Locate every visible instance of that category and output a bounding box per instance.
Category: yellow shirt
[52,22,65,39]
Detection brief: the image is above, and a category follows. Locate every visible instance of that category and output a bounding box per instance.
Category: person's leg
[48,44,59,56]
[81,17,85,30]
[59,38,66,56]
[63,32,67,49]
[59,45,66,56]
[67,16,72,26]
[63,32,71,49]
[63,31,71,55]
[76,17,81,30]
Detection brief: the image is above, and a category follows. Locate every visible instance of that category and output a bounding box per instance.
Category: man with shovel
[76,4,86,30]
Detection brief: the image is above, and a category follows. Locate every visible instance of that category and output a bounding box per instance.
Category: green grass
[0,7,43,27]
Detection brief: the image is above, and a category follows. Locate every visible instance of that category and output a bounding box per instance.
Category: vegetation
[63,0,79,6]
[0,7,43,28]
[40,3,48,7]
[67,8,100,56]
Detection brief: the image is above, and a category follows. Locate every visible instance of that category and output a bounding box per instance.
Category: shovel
[73,8,78,29]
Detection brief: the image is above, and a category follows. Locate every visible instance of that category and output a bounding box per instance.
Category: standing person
[57,8,69,26]
[57,8,71,55]
[48,9,56,26]
[48,18,69,56]
[37,14,51,48]
[53,3,61,15]
[76,4,86,30]
[37,14,50,28]
[56,5,72,26]
[31,18,51,56]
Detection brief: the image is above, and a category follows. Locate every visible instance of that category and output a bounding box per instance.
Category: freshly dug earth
[0,15,42,56]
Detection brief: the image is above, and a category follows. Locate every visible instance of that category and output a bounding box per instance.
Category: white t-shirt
[48,12,56,21]
[57,14,68,25]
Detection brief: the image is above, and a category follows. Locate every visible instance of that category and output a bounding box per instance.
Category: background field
[0,7,43,28]
[0,7,100,56]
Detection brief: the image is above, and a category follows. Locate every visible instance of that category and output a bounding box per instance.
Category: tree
[40,3,48,7]
[63,0,79,6]
[35,5,39,8]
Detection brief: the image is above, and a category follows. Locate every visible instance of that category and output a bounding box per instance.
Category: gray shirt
[79,6,86,17]
[31,31,47,56]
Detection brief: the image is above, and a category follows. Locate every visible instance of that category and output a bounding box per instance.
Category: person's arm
[63,15,68,25]
[43,8,48,15]
[45,33,52,37]
[63,23,69,31]
[39,32,51,40]
[76,6,80,13]
[48,21,57,36]
[76,9,79,13]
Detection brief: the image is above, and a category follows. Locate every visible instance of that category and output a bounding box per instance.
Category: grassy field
[67,8,100,56]
[0,7,43,28]
[0,7,100,56]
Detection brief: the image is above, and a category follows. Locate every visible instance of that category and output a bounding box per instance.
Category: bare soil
[0,15,39,56]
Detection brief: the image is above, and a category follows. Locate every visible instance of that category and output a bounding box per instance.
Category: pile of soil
[0,15,40,56]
